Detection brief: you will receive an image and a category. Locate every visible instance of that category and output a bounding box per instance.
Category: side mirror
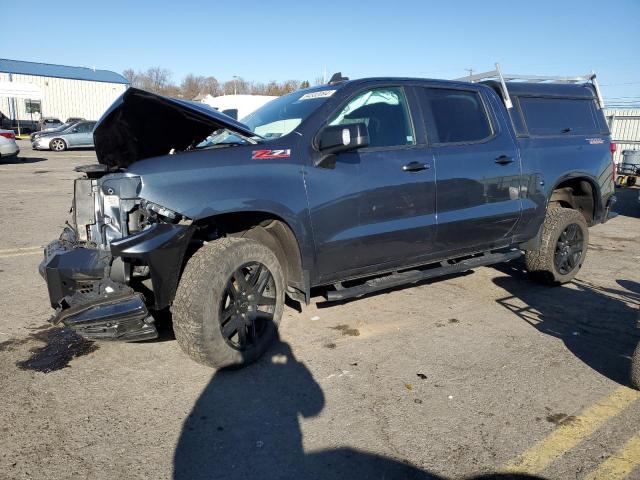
[315,122,369,168]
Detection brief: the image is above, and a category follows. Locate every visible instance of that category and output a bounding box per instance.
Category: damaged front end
[39,87,252,341]
[39,169,194,341]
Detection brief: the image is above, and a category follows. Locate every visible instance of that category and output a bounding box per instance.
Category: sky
[3,0,639,105]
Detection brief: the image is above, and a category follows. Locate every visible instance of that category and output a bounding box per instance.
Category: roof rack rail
[454,63,604,110]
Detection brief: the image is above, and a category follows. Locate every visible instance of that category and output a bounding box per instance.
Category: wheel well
[193,212,305,294]
[549,178,597,225]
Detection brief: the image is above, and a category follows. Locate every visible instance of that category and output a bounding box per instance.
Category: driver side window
[329,87,414,148]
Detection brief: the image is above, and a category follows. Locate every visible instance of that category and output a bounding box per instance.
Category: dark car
[66,117,86,123]
[38,73,615,368]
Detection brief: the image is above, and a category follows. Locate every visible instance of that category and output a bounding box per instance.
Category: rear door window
[418,88,493,144]
[518,97,599,136]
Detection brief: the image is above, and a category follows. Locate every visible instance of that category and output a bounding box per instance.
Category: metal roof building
[604,108,640,163]
[0,59,129,132]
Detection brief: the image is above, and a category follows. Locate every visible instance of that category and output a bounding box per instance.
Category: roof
[0,59,129,85]
[483,80,597,99]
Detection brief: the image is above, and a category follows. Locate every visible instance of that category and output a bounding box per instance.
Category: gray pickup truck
[39,70,616,368]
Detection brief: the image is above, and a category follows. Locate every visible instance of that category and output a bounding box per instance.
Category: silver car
[32,121,96,151]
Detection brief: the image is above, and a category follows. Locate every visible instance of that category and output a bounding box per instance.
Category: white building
[604,108,640,164]
[197,94,277,120]
[0,58,129,131]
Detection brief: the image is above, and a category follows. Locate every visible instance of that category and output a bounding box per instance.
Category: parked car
[37,117,63,132]
[38,74,615,368]
[30,121,78,142]
[0,128,20,158]
[66,117,86,123]
[32,121,96,151]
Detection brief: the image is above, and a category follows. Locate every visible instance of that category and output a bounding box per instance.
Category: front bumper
[39,223,194,342]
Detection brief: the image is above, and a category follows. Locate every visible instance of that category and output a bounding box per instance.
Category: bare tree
[223,77,250,95]
[141,67,173,94]
[202,76,221,96]
[122,68,141,87]
[181,74,207,99]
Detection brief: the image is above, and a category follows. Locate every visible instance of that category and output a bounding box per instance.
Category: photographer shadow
[173,333,547,480]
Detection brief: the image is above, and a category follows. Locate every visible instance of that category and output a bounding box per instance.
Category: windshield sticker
[586,137,604,145]
[252,149,291,160]
[298,90,336,101]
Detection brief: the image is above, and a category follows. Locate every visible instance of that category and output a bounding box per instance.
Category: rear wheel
[49,138,66,151]
[525,207,589,285]
[172,237,285,368]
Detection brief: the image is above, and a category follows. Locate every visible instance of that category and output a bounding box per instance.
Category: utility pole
[465,68,474,79]
[232,76,238,95]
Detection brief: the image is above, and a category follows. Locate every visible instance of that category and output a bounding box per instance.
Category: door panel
[417,86,522,252]
[306,86,436,282]
[306,147,436,282]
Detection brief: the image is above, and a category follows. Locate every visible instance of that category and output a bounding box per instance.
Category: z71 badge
[252,149,291,160]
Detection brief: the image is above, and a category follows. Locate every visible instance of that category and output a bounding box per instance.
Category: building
[197,94,277,120]
[0,58,129,132]
[604,108,640,164]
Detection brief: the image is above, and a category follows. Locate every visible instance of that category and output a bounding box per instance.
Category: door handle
[402,161,430,172]
[495,155,514,165]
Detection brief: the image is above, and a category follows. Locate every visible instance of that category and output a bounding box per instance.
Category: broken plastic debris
[417,373,427,380]
[448,395,453,400]
[310,316,320,321]
[105,286,114,293]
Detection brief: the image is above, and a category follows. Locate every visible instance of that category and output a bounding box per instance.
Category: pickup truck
[38,73,616,368]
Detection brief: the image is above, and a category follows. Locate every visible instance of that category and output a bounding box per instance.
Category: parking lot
[0,140,639,479]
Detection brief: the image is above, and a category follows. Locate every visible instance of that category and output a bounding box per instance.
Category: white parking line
[0,246,43,258]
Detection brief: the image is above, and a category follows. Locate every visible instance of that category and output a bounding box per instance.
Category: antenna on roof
[328,72,349,85]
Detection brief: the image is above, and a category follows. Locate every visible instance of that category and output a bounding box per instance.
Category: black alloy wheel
[219,261,277,351]
[554,223,584,275]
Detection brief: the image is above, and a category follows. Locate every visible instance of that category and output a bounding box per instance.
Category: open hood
[93,88,256,168]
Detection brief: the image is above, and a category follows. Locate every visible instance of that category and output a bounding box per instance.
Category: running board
[325,249,522,302]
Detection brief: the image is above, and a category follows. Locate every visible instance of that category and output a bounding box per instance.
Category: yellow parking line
[502,386,640,474]
[584,433,640,480]
[0,246,42,258]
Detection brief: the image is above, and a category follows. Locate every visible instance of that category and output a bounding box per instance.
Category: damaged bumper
[39,223,194,342]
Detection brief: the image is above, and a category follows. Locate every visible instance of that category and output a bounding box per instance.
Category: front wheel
[49,138,67,151]
[525,207,589,285]
[172,237,285,368]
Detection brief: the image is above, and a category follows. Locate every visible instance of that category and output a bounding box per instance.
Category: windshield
[198,87,337,148]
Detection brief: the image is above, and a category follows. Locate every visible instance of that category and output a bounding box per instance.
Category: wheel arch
[548,175,600,226]
[193,211,308,303]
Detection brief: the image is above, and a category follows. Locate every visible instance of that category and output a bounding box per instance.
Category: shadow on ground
[612,187,640,218]
[174,333,546,480]
[0,156,47,164]
[494,262,640,386]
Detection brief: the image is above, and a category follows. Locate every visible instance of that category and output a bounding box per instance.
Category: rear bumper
[0,143,19,157]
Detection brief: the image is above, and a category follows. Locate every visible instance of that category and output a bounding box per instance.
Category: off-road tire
[49,138,67,151]
[632,342,640,390]
[525,207,588,285]
[172,237,285,368]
